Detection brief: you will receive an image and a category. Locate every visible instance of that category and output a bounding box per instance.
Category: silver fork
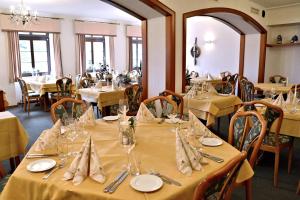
[42,162,64,180]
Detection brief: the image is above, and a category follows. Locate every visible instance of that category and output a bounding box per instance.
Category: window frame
[129,37,142,71]
[85,35,106,66]
[19,32,51,76]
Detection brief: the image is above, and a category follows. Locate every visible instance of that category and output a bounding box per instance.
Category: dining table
[0,111,28,170]
[183,92,242,126]
[0,119,253,200]
[254,83,293,94]
[78,86,125,111]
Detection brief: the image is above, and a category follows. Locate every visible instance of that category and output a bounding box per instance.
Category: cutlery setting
[26,153,58,159]
[104,170,129,193]
[150,171,181,186]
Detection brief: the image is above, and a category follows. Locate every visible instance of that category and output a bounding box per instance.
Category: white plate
[217,93,231,97]
[103,116,119,121]
[165,118,182,124]
[27,159,56,172]
[130,174,163,192]
[201,138,223,147]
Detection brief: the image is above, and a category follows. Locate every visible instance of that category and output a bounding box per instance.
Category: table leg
[15,156,20,167]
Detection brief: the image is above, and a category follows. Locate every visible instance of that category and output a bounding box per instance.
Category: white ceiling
[0,0,141,24]
[251,0,300,8]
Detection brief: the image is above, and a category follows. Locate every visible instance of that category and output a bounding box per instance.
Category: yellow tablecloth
[1,120,253,200]
[254,83,293,94]
[0,111,28,161]
[184,92,242,126]
[78,86,125,110]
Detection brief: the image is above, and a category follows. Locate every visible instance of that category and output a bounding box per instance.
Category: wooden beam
[182,15,187,93]
[258,33,267,83]
[239,34,245,76]
[141,20,148,100]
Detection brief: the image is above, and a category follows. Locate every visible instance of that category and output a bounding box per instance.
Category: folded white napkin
[63,136,106,185]
[273,93,285,107]
[207,73,214,80]
[136,103,155,122]
[35,120,61,151]
[176,130,202,176]
[286,90,294,104]
[78,106,96,127]
[207,83,218,94]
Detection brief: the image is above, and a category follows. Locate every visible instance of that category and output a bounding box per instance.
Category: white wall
[147,17,166,97]
[160,0,268,92]
[266,4,300,26]
[243,34,260,82]
[186,16,240,77]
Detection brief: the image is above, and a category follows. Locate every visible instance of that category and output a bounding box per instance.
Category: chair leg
[0,163,6,178]
[14,156,20,167]
[274,151,280,187]
[288,144,294,174]
[245,179,253,200]
[28,98,30,114]
[217,117,221,133]
[23,97,27,111]
[9,158,15,173]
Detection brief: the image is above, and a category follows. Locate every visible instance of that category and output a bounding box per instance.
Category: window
[19,32,51,76]
[85,35,106,69]
[130,37,142,70]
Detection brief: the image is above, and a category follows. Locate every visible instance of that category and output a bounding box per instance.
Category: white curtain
[53,33,63,77]
[7,31,21,83]
[75,34,86,74]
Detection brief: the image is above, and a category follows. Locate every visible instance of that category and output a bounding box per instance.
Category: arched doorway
[182,7,267,92]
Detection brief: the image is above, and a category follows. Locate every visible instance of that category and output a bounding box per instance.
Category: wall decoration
[190,37,201,65]
[290,35,298,43]
[276,35,282,44]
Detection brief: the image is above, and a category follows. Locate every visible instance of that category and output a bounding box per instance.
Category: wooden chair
[17,78,41,114]
[0,163,10,192]
[82,72,92,79]
[159,90,184,119]
[212,81,234,95]
[242,100,293,187]
[80,78,94,88]
[143,96,177,118]
[222,73,239,89]
[291,84,300,98]
[50,77,73,105]
[124,84,143,116]
[228,110,267,200]
[95,72,104,81]
[190,71,199,78]
[50,97,87,124]
[193,151,247,200]
[269,75,287,84]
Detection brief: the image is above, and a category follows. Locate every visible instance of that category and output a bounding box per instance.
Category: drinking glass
[271,87,276,101]
[58,127,69,163]
[118,99,129,120]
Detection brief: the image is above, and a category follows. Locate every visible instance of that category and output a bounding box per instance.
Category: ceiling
[251,0,300,8]
[0,0,142,24]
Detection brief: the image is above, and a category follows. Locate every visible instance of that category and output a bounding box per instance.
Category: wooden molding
[258,33,267,83]
[141,20,148,100]
[140,0,176,92]
[182,7,267,92]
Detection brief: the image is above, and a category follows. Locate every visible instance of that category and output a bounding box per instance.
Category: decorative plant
[185,69,192,86]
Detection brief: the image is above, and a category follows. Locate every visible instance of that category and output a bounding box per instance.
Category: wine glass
[271,87,276,101]
[118,99,129,120]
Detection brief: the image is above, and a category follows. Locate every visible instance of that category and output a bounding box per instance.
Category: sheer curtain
[109,36,115,69]
[75,34,86,74]
[7,31,21,83]
[53,33,63,77]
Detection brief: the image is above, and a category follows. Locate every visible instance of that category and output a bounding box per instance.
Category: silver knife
[104,170,127,193]
[26,153,58,159]
[157,173,182,186]
[108,171,129,193]
[200,152,224,163]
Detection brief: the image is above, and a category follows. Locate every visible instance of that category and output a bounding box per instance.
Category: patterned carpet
[3,105,300,199]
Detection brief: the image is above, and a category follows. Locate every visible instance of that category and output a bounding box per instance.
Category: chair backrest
[80,78,94,88]
[222,73,238,88]
[193,151,247,200]
[17,78,29,96]
[143,96,177,118]
[212,81,234,95]
[190,71,199,78]
[291,84,300,98]
[95,72,104,80]
[220,71,231,79]
[82,72,92,79]
[50,97,87,124]
[242,100,283,147]
[159,90,184,118]
[228,110,267,168]
[124,84,143,114]
[239,79,254,102]
[269,75,287,83]
[56,77,72,98]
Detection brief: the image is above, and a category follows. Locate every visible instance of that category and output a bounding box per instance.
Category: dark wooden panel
[0,90,5,112]
[239,34,245,76]
[141,20,148,100]
[258,33,267,83]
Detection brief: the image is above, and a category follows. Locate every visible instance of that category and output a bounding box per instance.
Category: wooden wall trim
[258,33,267,83]
[239,34,245,76]
[140,0,176,92]
[141,20,148,100]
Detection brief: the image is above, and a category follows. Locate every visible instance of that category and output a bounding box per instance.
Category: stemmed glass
[118,99,129,120]
[64,116,79,156]
[271,87,276,101]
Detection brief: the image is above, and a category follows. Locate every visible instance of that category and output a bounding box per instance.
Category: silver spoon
[42,162,64,180]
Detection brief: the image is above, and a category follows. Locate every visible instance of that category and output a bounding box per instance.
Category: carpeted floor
[3,105,300,199]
